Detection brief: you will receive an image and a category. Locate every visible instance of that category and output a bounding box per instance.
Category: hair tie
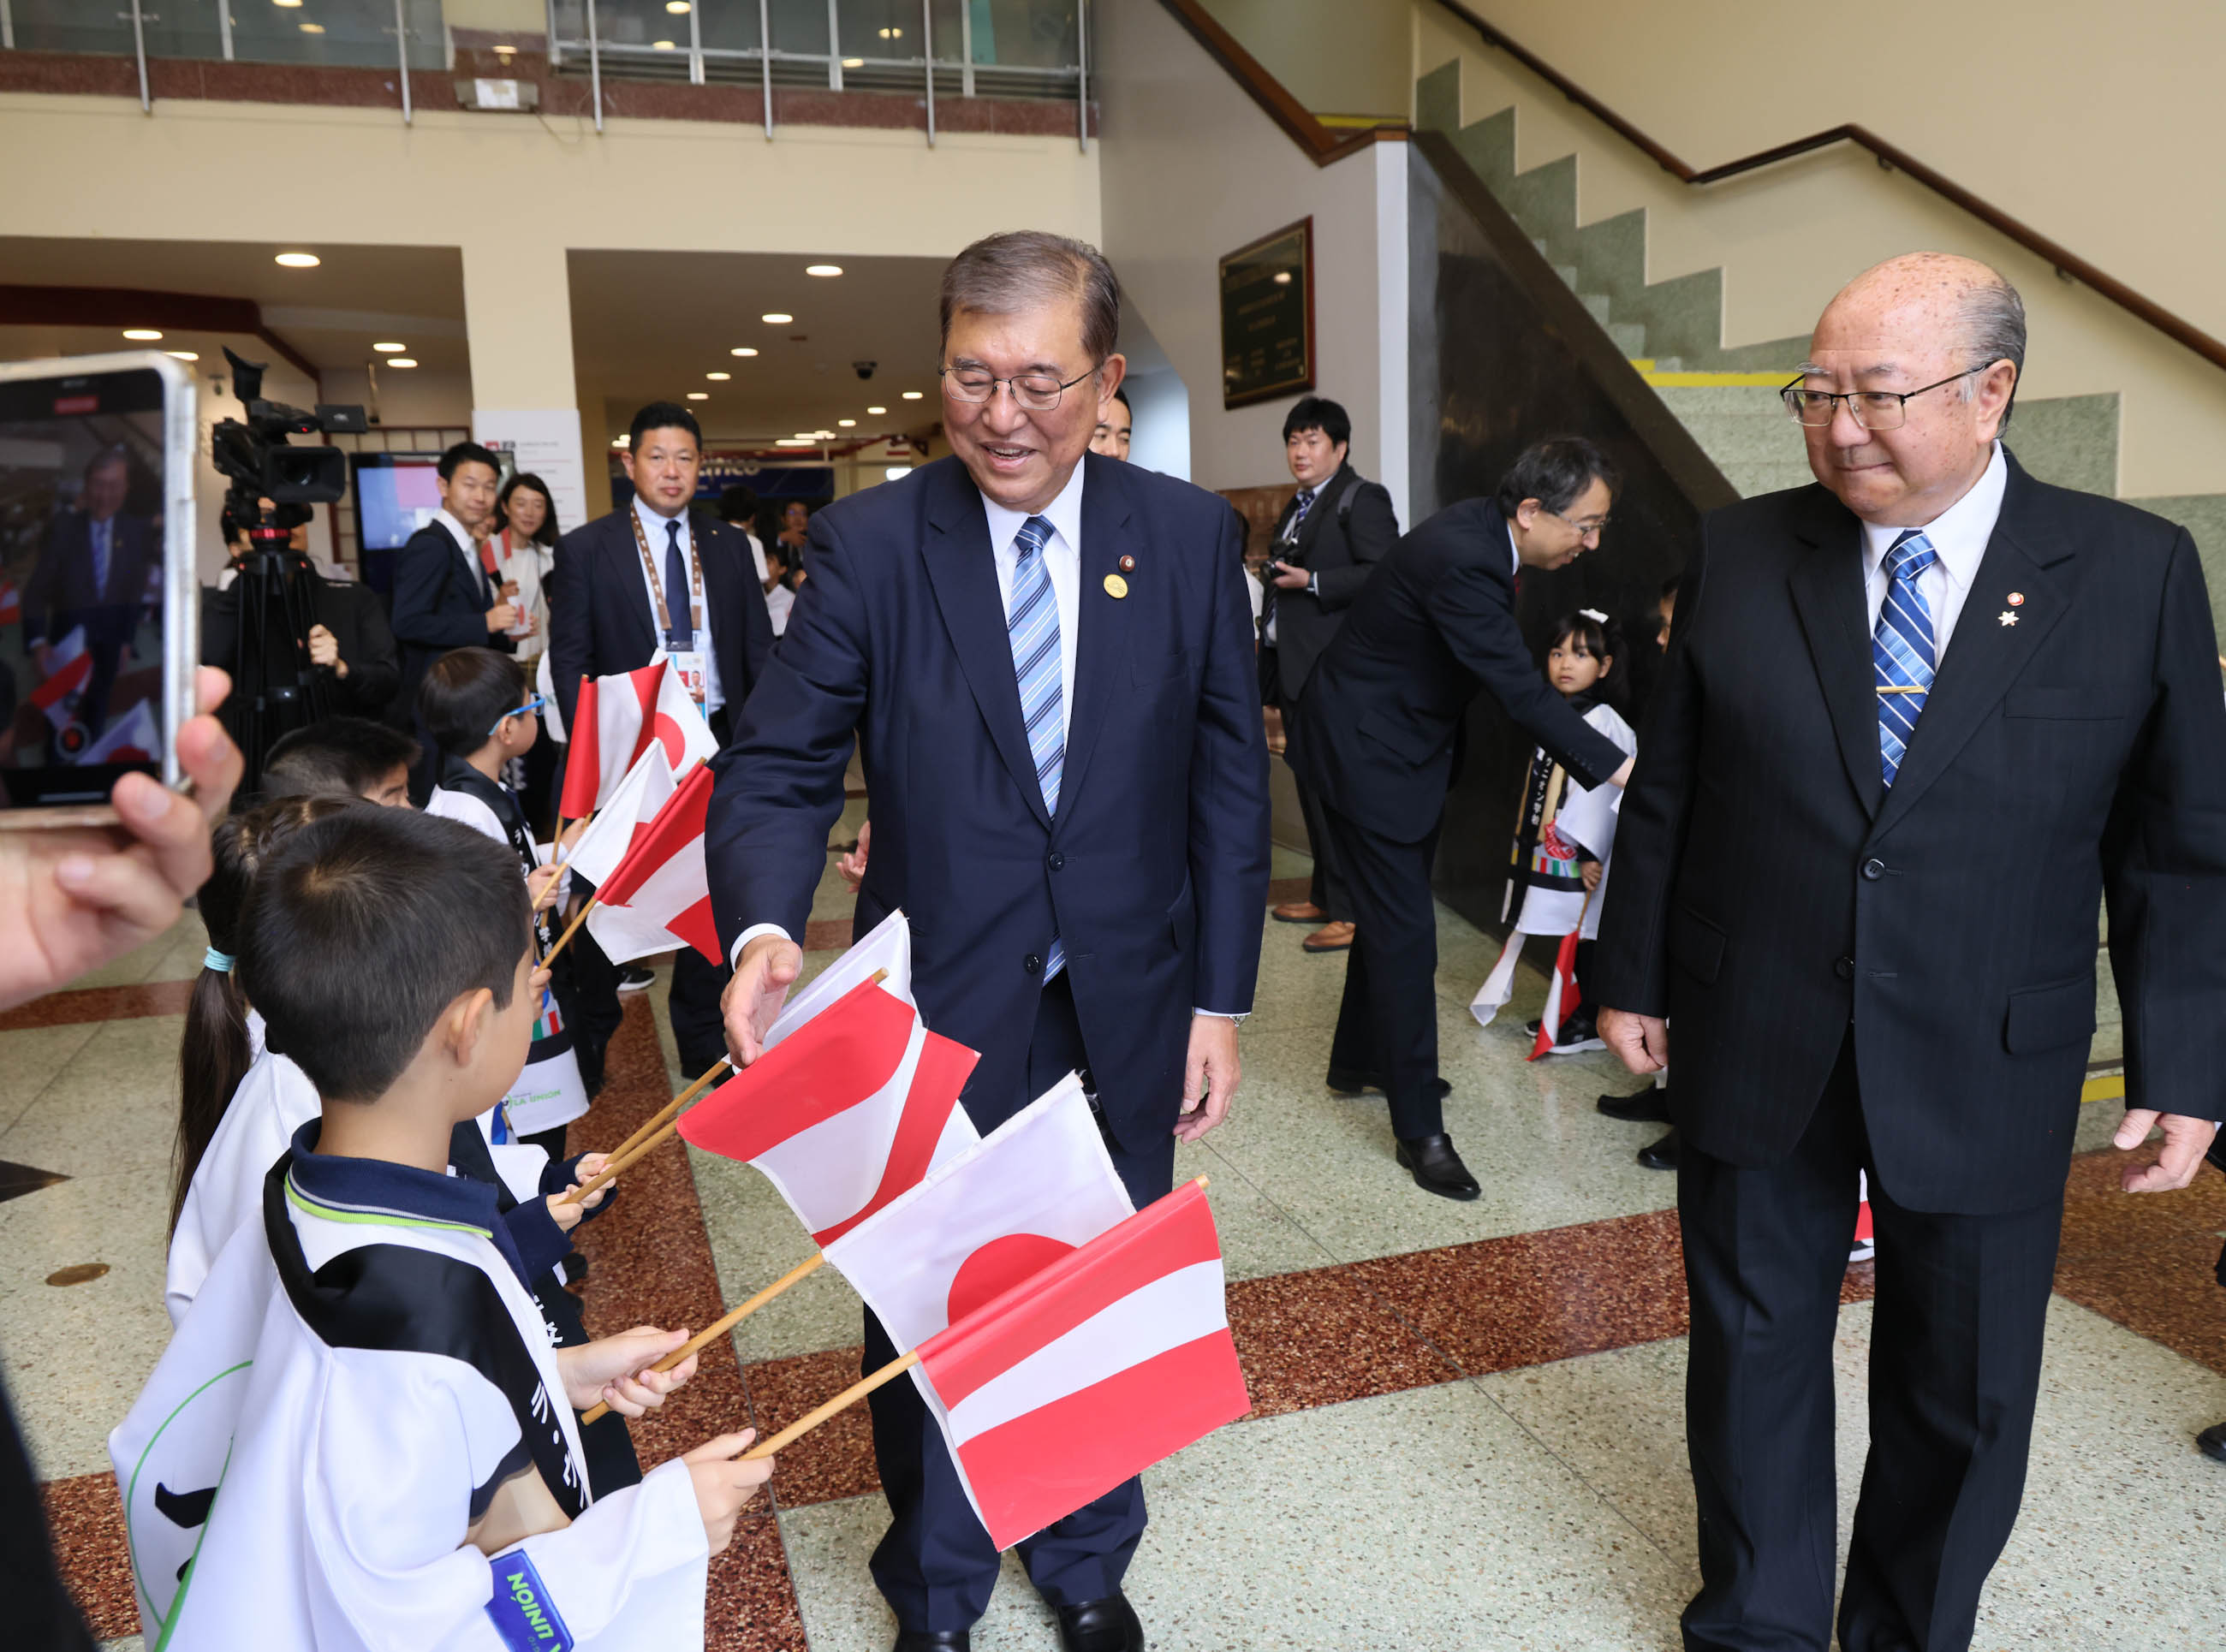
[203,947,235,973]
[1580,608,1608,623]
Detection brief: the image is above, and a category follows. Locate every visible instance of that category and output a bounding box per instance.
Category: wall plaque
[1219,217,1314,409]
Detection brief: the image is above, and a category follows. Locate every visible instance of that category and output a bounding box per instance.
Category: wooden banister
[1154,0,1407,168]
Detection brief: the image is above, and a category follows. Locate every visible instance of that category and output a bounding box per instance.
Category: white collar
[1503,512,1521,578]
[1860,442,2007,585]
[979,460,1087,556]
[432,508,478,556]
[634,494,691,548]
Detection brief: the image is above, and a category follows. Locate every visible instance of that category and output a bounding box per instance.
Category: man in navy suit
[25,445,157,751]
[389,442,519,787]
[710,233,1270,1652]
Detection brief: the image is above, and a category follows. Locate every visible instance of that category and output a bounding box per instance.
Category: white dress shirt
[979,464,1083,744]
[634,496,726,717]
[1859,442,2007,663]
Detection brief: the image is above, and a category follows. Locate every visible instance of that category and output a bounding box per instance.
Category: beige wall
[1193,0,1413,116]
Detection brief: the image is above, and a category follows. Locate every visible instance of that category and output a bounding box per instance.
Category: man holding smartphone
[1259,396,1399,954]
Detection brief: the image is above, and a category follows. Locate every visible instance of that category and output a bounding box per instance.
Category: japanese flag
[819,1076,1134,1354]
[81,698,159,764]
[678,978,978,1245]
[562,661,717,816]
[583,762,718,964]
[913,1179,1251,1550]
[32,626,91,728]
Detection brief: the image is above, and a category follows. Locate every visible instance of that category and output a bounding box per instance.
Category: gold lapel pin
[1119,555,1136,572]
[1997,610,2018,627]
[1104,573,1129,599]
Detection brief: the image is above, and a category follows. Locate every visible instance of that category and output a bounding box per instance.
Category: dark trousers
[1322,799,1446,1139]
[1679,1037,2062,1652]
[865,974,1176,1633]
[1277,697,1350,921]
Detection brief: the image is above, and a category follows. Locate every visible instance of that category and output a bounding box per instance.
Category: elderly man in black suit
[1260,395,1399,954]
[1290,437,1635,1198]
[550,401,773,1086]
[1595,253,2226,1652]
[24,445,157,749]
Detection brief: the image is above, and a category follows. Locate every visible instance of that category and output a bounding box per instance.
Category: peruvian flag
[80,698,158,764]
[819,1075,1134,1353]
[560,660,717,817]
[913,1179,1251,1550]
[679,976,979,1245]
[0,579,21,626]
[583,762,718,964]
[32,626,92,729]
[1527,928,1584,1061]
[767,908,915,1045]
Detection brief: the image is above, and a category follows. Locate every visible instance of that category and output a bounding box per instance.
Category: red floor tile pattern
[2052,1149,2226,1378]
[43,1469,138,1640]
[0,977,193,1031]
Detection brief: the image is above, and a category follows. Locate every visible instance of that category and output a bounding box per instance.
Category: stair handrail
[1428,0,2226,375]
[1155,0,1408,167]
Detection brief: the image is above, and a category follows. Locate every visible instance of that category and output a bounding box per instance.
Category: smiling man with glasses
[706,231,1270,1652]
[1593,252,2226,1652]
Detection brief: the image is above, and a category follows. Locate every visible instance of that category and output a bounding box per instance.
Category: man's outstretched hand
[722,931,803,1067]
[1599,1007,1669,1074]
[2112,1108,2219,1193]
[0,666,242,1013]
[1175,1013,1241,1143]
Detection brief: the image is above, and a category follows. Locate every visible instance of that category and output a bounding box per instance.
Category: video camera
[210,346,366,528]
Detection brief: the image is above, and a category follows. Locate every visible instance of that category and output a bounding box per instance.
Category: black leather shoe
[1054,1594,1145,1652]
[1597,1088,1671,1124]
[1326,1067,1453,1099]
[1396,1132,1480,1200]
[892,1631,970,1652]
[2199,1423,2226,1463]
[1637,1128,1680,1171]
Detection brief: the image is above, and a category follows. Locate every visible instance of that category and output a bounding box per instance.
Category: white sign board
[472,408,590,539]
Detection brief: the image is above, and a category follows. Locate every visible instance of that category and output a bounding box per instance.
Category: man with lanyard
[550,401,774,1090]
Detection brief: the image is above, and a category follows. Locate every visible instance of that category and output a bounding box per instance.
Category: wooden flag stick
[571,1113,670,1201]
[602,1056,731,1166]
[541,896,598,968]
[743,1350,921,1460]
[580,1253,827,1425]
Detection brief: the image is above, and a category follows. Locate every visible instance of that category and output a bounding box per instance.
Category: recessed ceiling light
[842,56,864,68]
[901,390,923,400]
[166,350,199,361]
[273,0,302,7]
[372,341,406,353]
[838,419,856,427]
[814,430,836,439]
[275,251,320,268]
[878,26,902,39]
[122,328,163,341]
[387,358,418,368]
[299,21,324,32]
[806,264,842,277]
[729,346,759,358]
[760,312,793,325]
[776,438,814,448]
[705,371,730,381]
[866,405,886,414]
[652,39,676,50]
[665,0,692,11]
[686,391,709,400]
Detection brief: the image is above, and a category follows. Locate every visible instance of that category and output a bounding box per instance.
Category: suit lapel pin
[1997,609,2018,627]
[2007,591,2025,606]
[1104,573,1129,599]
[1119,555,1136,572]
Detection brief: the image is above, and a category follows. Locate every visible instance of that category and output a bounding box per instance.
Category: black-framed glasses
[1780,364,1996,431]
[939,363,1099,413]
[1545,507,1611,538]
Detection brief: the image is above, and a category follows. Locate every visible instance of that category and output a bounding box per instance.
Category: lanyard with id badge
[630,508,708,705]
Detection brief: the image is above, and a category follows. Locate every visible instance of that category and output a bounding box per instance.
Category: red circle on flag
[652,712,687,767]
[946,1233,1075,1325]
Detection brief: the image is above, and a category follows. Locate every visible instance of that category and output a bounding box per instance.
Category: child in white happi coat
[1471,609,1638,1049]
[113,807,772,1651]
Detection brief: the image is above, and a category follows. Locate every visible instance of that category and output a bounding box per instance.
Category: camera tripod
[225,521,331,790]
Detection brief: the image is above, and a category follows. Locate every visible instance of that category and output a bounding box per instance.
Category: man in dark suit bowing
[1594,253,2226,1652]
[711,232,1269,1652]
[550,401,773,1090]
[1260,395,1399,954]
[1290,437,1634,1198]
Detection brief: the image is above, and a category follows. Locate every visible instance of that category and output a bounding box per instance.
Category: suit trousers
[1277,696,1351,922]
[1678,1035,2062,1652]
[865,973,1176,1632]
[1321,799,1446,1139]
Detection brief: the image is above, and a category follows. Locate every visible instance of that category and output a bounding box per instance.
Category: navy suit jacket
[707,454,1271,1151]
[390,520,507,722]
[24,510,155,651]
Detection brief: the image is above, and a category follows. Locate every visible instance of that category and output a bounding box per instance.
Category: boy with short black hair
[260,714,419,806]
[111,807,770,1650]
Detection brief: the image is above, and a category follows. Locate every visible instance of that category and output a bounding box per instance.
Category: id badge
[664,633,707,704]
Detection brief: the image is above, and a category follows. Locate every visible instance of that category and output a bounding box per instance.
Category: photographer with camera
[203,499,399,726]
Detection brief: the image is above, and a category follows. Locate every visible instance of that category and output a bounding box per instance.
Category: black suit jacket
[200,566,401,720]
[1263,462,1399,703]
[390,520,507,722]
[548,507,773,737]
[24,510,155,651]
[1592,455,2226,1213]
[1289,496,1626,842]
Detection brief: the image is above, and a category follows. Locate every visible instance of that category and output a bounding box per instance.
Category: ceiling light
[665,0,692,10]
[122,328,164,341]
[275,251,320,268]
[729,346,759,358]
[842,56,864,68]
[776,438,813,448]
[299,21,324,32]
[686,391,709,400]
[760,312,793,325]
[166,350,199,361]
[838,419,856,428]
[814,430,836,439]
[866,405,886,414]
[705,371,730,381]
[273,0,302,7]
[372,341,406,353]
[652,39,676,50]
[901,390,923,400]
[387,357,418,368]
[878,26,902,39]
[806,264,842,277]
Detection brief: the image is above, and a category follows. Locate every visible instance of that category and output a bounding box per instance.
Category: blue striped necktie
[1009,515,1065,979]
[1873,528,1939,787]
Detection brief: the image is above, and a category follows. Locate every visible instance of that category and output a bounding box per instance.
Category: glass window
[226,0,445,70]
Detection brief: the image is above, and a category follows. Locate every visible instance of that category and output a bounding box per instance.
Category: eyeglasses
[1545,508,1611,538]
[939,364,1099,413]
[1780,364,1996,431]
[488,694,546,737]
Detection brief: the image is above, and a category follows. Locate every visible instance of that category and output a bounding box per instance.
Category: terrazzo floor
[6,822,2223,1652]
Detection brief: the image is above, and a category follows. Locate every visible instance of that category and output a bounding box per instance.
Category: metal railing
[549,0,1091,148]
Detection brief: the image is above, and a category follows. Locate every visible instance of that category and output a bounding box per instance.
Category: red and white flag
[32,627,91,730]
[0,579,21,626]
[584,762,719,964]
[561,661,717,817]
[677,976,979,1245]
[913,1179,1250,1550]
[563,744,677,893]
[80,698,158,765]
[819,1075,1134,1353]
[1527,928,1583,1061]
[767,908,916,1044]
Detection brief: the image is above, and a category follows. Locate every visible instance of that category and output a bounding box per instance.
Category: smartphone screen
[0,365,170,807]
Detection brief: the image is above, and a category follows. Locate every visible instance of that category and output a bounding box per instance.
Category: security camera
[854,360,877,380]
